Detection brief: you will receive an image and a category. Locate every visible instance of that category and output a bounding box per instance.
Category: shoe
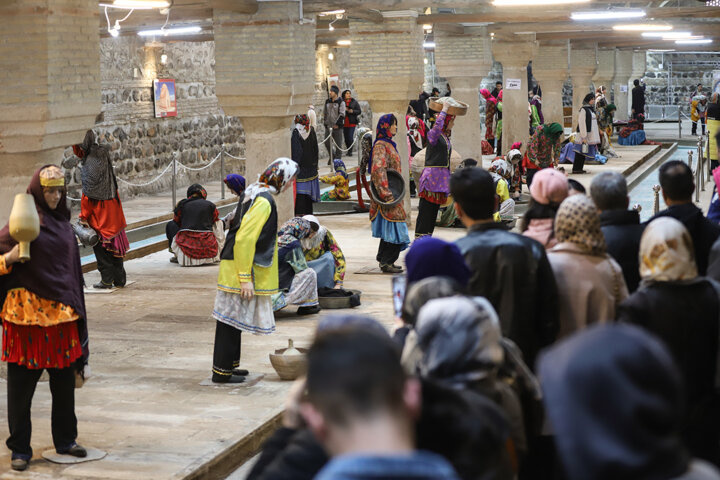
[380,264,403,274]
[297,305,321,315]
[11,458,28,471]
[232,368,249,376]
[212,374,246,384]
[57,442,87,458]
[93,282,113,289]
[169,256,178,264]
[571,170,588,174]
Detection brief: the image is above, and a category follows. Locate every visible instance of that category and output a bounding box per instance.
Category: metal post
[699,136,706,192]
[220,150,225,200]
[172,154,177,211]
[652,185,661,215]
[678,116,681,139]
[688,150,693,172]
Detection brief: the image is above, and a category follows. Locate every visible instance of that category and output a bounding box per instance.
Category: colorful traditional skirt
[212,291,275,335]
[2,321,82,369]
[418,167,450,205]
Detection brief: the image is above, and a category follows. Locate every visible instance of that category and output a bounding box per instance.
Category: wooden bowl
[269,347,308,381]
[428,97,469,116]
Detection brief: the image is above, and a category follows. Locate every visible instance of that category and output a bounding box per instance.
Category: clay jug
[283,339,302,356]
[8,194,40,262]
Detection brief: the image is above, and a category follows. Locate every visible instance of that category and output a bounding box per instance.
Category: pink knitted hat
[530,169,569,205]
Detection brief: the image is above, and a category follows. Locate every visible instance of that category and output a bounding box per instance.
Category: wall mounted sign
[153,79,177,118]
[505,78,522,90]
[327,74,339,93]
[620,85,628,93]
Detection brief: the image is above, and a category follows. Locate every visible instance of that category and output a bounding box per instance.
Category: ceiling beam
[346,9,383,23]
[209,0,258,14]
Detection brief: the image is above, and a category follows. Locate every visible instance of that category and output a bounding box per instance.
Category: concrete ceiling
[98,0,720,51]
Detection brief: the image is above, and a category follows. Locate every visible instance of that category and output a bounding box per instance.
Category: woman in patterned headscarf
[273,217,321,315]
[291,114,319,215]
[0,165,90,471]
[480,88,497,150]
[320,159,350,201]
[369,114,410,273]
[618,217,720,462]
[75,130,129,289]
[547,195,628,339]
[210,158,297,383]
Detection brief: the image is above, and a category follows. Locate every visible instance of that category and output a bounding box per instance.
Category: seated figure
[273,218,321,315]
[301,215,346,289]
[166,184,225,266]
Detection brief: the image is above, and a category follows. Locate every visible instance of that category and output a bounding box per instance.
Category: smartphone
[391,274,407,319]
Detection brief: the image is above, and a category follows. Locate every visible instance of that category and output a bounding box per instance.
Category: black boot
[212,373,246,384]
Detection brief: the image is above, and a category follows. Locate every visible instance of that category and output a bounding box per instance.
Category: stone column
[213,2,315,223]
[435,27,493,161]
[533,44,569,127]
[0,0,101,224]
[593,49,616,97]
[613,50,634,121]
[492,35,537,154]
[349,12,424,223]
[569,46,598,121]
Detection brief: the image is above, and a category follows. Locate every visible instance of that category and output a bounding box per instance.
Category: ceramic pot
[8,194,40,262]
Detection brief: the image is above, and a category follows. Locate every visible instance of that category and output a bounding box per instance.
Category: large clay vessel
[8,194,40,262]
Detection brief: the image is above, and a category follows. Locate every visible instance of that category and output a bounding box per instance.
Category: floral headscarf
[244,157,298,203]
[333,158,348,180]
[367,113,398,171]
[294,114,311,140]
[277,217,312,249]
[489,159,511,179]
[555,194,606,256]
[639,217,697,284]
[186,183,207,199]
[479,88,497,105]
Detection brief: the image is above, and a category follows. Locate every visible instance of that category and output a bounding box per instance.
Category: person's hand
[442,102,450,113]
[3,244,20,266]
[240,282,254,301]
[283,377,307,429]
[79,219,89,227]
[333,283,342,289]
[332,125,339,130]
[347,108,353,113]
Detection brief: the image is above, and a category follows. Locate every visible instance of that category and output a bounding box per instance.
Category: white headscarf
[640,217,698,284]
[295,123,310,141]
[244,157,298,203]
[301,214,327,250]
[407,116,423,150]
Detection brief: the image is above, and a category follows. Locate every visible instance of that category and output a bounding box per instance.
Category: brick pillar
[0,0,101,224]
[613,50,634,121]
[349,12,424,222]
[533,44,569,127]
[593,49,616,96]
[570,47,598,121]
[435,27,493,161]
[492,36,537,154]
[213,2,315,223]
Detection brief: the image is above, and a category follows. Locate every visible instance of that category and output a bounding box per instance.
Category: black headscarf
[539,324,689,480]
[174,183,207,216]
[0,165,89,363]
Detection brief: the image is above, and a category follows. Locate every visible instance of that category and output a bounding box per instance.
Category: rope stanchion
[176,151,223,171]
[117,160,174,187]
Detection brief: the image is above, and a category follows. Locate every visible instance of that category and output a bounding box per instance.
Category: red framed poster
[153,79,177,118]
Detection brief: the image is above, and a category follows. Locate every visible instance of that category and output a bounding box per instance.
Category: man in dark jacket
[649,160,720,275]
[590,172,645,292]
[452,167,559,368]
[323,85,345,163]
[631,79,646,121]
[341,90,361,157]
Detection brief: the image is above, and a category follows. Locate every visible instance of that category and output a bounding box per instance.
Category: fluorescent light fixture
[112,0,169,8]
[613,24,672,32]
[642,31,692,38]
[493,0,590,5]
[676,39,712,45]
[337,39,351,46]
[137,26,202,36]
[320,9,345,15]
[423,41,436,49]
[648,49,676,52]
[423,24,433,30]
[571,9,646,21]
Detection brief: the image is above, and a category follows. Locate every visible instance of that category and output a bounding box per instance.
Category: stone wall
[644,52,720,112]
[62,36,245,204]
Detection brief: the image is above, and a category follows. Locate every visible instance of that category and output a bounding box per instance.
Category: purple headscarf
[405,237,471,288]
[368,113,398,172]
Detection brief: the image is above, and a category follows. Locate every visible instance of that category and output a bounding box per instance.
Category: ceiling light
[423,24,433,30]
[613,24,672,31]
[328,52,334,60]
[642,31,692,38]
[337,39,351,46]
[160,54,167,64]
[320,9,345,16]
[648,49,676,52]
[423,42,436,49]
[328,24,334,31]
[109,26,120,37]
[676,39,712,45]
[424,57,428,65]
[137,26,202,36]
[112,0,169,9]
[571,9,646,21]
[493,0,590,5]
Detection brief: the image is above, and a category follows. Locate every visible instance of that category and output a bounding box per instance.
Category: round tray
[318,289,362,310]
[370,170,405,207]
[428,97,468,116]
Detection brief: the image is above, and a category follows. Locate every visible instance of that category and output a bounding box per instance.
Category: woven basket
[428,97,468,116]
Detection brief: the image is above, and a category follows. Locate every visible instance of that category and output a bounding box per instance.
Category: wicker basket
[269,340,308,381]
[428,97,468,116]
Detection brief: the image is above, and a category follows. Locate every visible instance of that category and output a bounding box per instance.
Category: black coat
[343,98,361,126]
[600,209,645,293]
[618,278,720,464]
[649,203,720,275]
[455,223,559,368]
[708,102,720,122]
[246,427,327,480]
[632,84,646,114]
[291,128,319,182]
